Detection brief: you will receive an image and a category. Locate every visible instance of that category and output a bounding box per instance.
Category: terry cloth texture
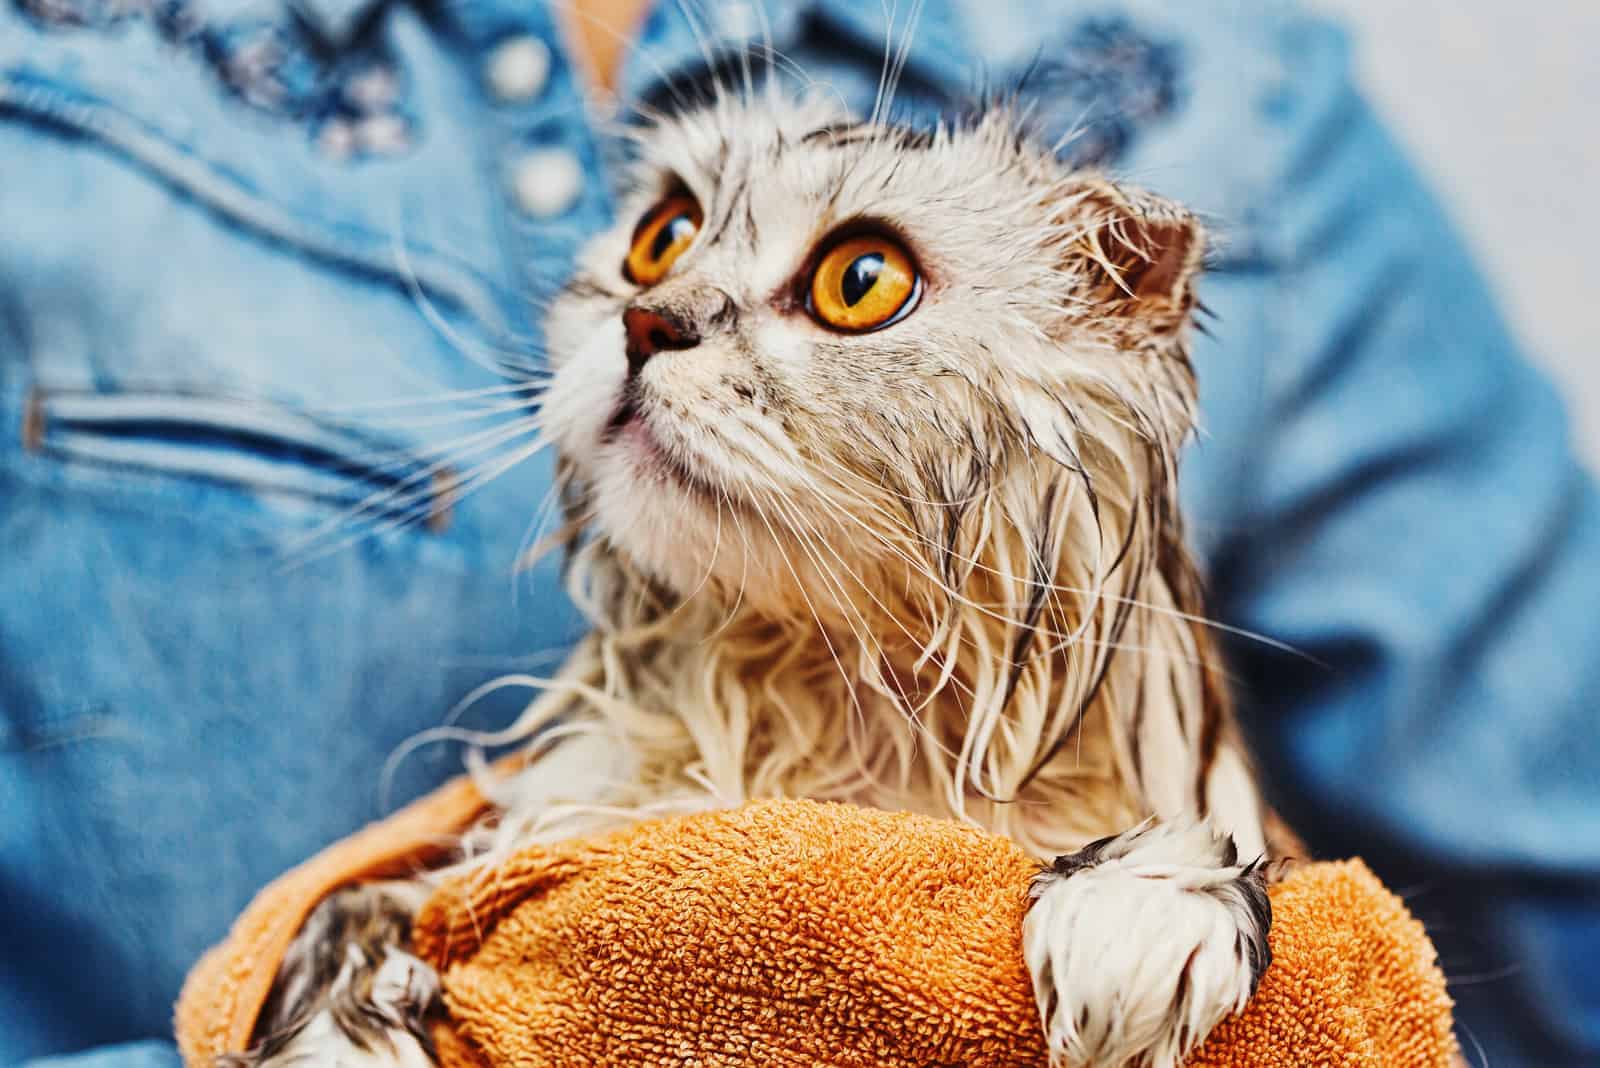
[174,764,498,1063]
[178,792,1459,1067]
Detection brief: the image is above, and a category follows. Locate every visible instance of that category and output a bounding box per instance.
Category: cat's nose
[623,305,700,376]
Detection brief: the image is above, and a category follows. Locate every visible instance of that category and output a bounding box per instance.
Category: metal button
[486,36,551,103]
[510,149,583,218]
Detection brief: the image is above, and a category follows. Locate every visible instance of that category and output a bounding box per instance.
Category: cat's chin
[608,411,728,506]
[585,439,747,597]
[585,449,839,619]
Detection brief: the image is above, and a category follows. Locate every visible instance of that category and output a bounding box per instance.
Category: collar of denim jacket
[613,0,973,106]
[353,0,970,106]
[290,0,383,48]
[295,0,973,104]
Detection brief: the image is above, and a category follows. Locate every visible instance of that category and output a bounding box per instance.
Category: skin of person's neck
[562,0,654,92]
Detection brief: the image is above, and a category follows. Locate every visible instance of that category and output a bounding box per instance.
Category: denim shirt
[2,1,1596,1064]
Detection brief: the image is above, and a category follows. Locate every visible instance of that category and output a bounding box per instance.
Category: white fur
[528,93,1240,856]
[1024,822,1266,1067]
[246,93,1279,1068]
[525,93,1276,1059]
[262,1011,434,1068]
[258,949,438,1068]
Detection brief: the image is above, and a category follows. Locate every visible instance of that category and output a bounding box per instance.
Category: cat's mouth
[603,383,643,439]
[603,389,728,504]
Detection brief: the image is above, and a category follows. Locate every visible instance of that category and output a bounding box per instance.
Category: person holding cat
[1,1,1594,1065]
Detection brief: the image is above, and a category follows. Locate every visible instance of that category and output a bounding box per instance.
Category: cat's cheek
[542,323,628,452]
[540,370,611,458]
[545,298,622,368]
[746,320,813,387]
[589,463,726,594]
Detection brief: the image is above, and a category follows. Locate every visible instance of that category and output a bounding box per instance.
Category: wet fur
[236,94,1283,1067]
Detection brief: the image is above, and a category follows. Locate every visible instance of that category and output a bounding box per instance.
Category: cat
[228,91,1291,1068]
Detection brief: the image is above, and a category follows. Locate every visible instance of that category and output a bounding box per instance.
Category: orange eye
[807,233,920,332]
[624,195,703,286]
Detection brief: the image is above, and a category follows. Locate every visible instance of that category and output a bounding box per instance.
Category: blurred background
[1318,0,1600,463]
[3,2,1596,1064]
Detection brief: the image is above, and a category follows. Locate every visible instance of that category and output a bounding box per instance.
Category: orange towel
[174,765,497,1063]
[177,785,1459,1067]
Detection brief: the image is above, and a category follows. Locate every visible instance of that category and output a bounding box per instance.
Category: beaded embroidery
[1039,16,1183,168]
[14,0,414,159]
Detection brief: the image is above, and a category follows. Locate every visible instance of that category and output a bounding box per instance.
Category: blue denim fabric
[1,1,1594,1064]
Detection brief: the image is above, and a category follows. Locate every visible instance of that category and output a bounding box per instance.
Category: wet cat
[234,93,1286,1068]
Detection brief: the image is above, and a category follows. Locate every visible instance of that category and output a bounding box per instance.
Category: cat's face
[542,96,1202,615]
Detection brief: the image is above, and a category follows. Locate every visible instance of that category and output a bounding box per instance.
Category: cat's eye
[807,233,920,332]
[624,195,703,286]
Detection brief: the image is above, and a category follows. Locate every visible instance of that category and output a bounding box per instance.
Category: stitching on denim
[13,0,415,159]
[24,384,457,530]
[0,78,509,330]
[21,388,44,452]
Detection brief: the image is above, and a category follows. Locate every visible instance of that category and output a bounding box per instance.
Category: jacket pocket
[23,387,458,533]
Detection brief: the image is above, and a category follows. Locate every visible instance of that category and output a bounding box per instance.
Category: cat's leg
[1023,744,1274,1067]
[220,728,634,1067]
[1023,821,1271,1067]
[218,880,439,1068]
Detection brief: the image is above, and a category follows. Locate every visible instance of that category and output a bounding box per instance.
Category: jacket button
[510,149,583,217]
[487,36,551,103]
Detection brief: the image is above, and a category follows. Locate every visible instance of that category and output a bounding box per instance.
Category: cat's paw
[220,941,440,1068]
[1022,822,1271,1067]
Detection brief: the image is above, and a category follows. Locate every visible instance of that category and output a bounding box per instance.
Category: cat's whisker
[290,430,555,571]
[510,472,574,608]
[520,508,596,578]
[674,0,737,104]
[385,204,545,380]
[741,483,872,742]
[425,433,556,516]
[319,411,549,487]
[744,0,829,111]
[813,463,1316,663]
[331,393,546,432]
[757,485,921,795]
[698,480,754,639]
[880,0,927,126]
[307,379,548,415]
[672,477,728,610]
[800,468,1078,637]
[804,490,1133,675]
[276,419,550,569]
[724,0,757,104]
[867,0,896,128]
[759,487,974,771]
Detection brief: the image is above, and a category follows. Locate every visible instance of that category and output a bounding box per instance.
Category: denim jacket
[2,1,1595,1064]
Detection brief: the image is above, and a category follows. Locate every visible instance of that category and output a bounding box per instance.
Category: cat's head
[542,95,1206,626]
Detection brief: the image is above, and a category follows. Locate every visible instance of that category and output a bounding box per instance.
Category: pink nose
[623,306,700,376]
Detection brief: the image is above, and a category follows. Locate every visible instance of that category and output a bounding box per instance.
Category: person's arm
[1190,19,1600,1064]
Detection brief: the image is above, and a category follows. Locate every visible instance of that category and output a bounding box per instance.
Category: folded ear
[1063,180,1204,335]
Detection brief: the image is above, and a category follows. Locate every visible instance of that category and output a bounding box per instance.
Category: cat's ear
[1060,180,1204,335]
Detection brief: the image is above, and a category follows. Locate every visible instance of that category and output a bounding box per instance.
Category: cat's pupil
[842,253,883,306]
[650,214,695,261]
